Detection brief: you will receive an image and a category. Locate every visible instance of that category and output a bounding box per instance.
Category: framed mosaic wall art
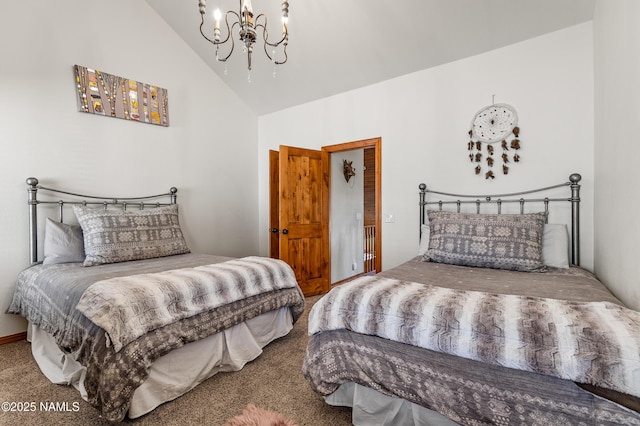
[73,65,169,127]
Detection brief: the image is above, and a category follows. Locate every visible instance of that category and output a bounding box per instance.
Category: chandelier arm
[218,11,238,45]
[274,45,288,65]
[262,32,288,65]
[256,25,288,65]
[254,13,266,27]
[264,35,287,48]
[216,21,239,63]
[255,14,287,47]
[199,10,236,47]
[199,14,217,45]
[263,36,274,62]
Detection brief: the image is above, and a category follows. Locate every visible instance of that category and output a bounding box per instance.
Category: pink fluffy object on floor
[224,404,299,426]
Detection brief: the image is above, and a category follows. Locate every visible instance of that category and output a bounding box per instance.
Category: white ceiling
[145,0,595,116]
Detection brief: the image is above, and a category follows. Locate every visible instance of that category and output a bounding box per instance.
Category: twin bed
[7,178,305,422]
[303,174,640,425]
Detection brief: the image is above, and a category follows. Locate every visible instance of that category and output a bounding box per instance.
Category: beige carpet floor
[0,296,352,425]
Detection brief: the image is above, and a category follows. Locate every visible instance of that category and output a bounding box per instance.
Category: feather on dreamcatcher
[468,103,521,179]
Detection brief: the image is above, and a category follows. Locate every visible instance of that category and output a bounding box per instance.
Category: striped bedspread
[77,256,299,352]
[308,275,640,398]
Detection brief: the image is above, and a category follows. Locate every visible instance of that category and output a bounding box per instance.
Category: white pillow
[418,224,429,255]
[419,221,569,268]
[542,223,570,269]
[43,218,85,264]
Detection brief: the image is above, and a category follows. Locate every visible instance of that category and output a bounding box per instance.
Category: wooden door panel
[285,153,322,225]
[286,236,323,279]
[286,237,324,295]
[279,146,328,296]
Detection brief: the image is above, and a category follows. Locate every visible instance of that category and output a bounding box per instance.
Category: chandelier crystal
[198,0,289,72]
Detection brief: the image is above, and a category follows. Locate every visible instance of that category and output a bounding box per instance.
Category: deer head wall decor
[343,160,356,183]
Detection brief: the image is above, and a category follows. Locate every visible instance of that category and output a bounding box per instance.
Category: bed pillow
[418,224,429,255]
[73,204,190,266]
[542,223,570,268]
[418,220,570,268]
[424,210,546,272]
[42,218,85,264]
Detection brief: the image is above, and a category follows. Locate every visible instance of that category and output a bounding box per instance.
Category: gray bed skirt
[304,329,640,426]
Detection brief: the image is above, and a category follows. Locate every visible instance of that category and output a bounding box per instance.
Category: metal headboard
[26,177,178,265]
[419,173,582,266]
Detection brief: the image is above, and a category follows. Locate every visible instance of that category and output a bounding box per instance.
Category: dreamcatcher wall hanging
[467,102,521,179]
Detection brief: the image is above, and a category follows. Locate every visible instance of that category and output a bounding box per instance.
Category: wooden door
[276,145,329,296]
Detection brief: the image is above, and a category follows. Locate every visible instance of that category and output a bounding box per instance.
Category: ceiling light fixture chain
[198,0,289,73]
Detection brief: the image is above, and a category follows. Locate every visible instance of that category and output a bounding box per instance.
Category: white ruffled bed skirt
[325,382,459,426]
[28,307,293,418]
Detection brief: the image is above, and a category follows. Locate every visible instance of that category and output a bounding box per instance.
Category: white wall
[330,149,364,282]
[0,0,259,337]
[259,23,595,273]
[593,0,640,310]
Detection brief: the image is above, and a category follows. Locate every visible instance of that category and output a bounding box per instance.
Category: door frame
[268,150,279,259]
[322,137,382,283]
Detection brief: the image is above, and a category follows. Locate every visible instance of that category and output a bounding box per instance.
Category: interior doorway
[269,137,381,292]
[323,137,382,285]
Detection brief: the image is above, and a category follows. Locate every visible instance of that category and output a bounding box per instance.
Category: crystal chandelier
[198,0,289,74]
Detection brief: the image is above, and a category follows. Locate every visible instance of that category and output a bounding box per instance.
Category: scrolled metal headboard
[26,177,178,265]
[419,173,582,266]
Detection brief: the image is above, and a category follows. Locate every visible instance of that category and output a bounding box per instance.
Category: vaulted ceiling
[146,0,595,116]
